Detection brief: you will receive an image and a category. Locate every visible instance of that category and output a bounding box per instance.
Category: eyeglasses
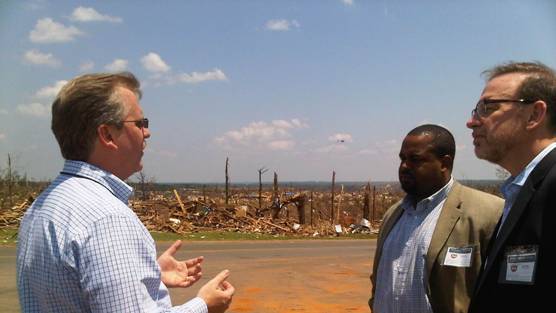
[471,99,533,118]
[121,118,149,129]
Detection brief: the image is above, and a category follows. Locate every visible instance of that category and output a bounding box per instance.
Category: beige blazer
[369,181,503,313]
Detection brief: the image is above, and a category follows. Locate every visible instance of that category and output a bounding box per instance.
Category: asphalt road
[1,239,376,313]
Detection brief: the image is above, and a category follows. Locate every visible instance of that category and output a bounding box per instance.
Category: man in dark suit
[370,124,502,313]
[467,61,556,312]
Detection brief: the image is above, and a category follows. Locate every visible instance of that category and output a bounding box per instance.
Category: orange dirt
[170,256,373,313]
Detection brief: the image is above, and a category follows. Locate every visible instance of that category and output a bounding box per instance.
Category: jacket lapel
[426,181,463,277]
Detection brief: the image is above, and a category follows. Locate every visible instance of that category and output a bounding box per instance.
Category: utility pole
[257,167,268,215]
[225,157,230,208]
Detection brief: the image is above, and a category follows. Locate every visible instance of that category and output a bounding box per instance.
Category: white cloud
[0,108,8,115]
[0,133,5,141]
[268,140,295,151]
[29,18,83,43]
[265,19,300,31]
[341,0,354,6]
[70,7,123,23]
[315,133,354,154]
[23,49,61,67]
[141,52,170,73]
[178,68,228,84]
[358,139,399,155]
[290,118,309,128]
[328,133,353,143]
[35,80,68,99]
[215,118,307,150]
[17,102,50,117]
[104,59,128,72]
[272,119,294,129]
[79,60,94,72]
[317,144,349,153]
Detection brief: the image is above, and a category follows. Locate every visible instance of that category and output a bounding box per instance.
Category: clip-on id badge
[443,246,473,267]
[498,245,538,285]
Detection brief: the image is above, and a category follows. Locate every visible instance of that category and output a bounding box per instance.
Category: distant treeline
[129,179,504,194]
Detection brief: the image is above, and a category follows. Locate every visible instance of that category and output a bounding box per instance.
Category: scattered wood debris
[1,187,398,236]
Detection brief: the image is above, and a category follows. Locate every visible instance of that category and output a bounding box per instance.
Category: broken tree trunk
[372,186,376,222]
[310,190,314,226]
[271,172,280,219]
[363,182,371,220]
[225,157,230,208]
[297,195,306,224]
[330,170,335,223]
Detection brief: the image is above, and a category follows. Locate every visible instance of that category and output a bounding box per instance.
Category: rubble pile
[130,195,381,236]
[0,194,36,228]
[0,187,397,237]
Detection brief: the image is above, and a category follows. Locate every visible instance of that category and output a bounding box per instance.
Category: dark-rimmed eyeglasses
[121,118,149,129]
[471,99,533,118]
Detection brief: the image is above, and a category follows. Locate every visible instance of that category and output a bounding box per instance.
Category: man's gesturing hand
[157,240,203,288]
[198,270,235,313]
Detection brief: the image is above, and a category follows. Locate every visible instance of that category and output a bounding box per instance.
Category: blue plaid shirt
[16,160,207,313]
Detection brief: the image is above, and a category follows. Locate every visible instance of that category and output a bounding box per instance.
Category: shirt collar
[402,177,454,212]
[501,142,556,197]
[61,160,133,203]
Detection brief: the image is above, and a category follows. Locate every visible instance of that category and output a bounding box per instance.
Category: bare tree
[1,153,28,211]
[135,170,151,201]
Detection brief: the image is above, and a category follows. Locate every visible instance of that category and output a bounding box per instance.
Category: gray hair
[483,61,556,132]
[51,72,142,161]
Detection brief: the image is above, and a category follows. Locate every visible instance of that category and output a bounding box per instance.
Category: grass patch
[151,231,376,241]
[0,228,18,245]
[0,228,376,246]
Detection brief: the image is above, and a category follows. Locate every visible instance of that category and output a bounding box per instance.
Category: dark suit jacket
[370,181,503,313]
[468,149,556,313]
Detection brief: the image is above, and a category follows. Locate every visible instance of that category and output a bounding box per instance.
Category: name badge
[501,245,538,285]
[443,246,473,267]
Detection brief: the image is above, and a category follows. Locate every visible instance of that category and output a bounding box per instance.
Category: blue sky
[1,0,555,183]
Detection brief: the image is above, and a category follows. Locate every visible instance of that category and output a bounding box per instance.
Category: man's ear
[526,100,548,130]
[97,124,118,150]
[441,155,453,173]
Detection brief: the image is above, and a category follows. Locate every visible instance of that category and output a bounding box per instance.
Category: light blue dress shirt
[498,142,556,233]
[374,178,454,313]
[17,160,207,313]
